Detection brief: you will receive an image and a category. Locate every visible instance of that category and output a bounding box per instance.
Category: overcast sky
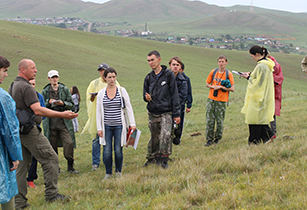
[81,0,307,13]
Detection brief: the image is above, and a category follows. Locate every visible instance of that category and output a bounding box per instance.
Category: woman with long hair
[241,45,276,145]
[96,68,136,179]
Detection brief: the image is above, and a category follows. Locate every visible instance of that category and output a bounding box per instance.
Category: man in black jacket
[169,56,187,145]
[143,50,180,168]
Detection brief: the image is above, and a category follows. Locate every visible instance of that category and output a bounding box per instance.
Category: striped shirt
[103,89,122,126]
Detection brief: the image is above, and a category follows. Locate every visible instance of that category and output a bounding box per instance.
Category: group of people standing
[1,46,300,209]
[0,57,78,209]
[81,51,193,176]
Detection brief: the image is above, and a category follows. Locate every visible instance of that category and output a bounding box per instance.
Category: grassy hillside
[0,0,94,19]
[1,20,307,209]
[76,0,226,22]
[1,0,307,49]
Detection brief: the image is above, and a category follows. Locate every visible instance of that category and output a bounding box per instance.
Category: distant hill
[0,0,226,21]
[1,0,307,48]
[75,0,226,21]
[182,11,306,34]
[0,0,93,19]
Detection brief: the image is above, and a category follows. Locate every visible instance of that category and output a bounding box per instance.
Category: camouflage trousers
[146,112,173,160]
[205,99,226,141]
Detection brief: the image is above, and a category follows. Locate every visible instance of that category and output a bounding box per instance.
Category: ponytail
[249,45,268,58]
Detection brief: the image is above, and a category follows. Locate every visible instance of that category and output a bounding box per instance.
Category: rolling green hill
[1,0,307,50]
[1,19,307,210]
[1,19,305,92]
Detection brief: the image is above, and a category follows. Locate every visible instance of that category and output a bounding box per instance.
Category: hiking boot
[15,203,30,210]
[68,159,79,174]
[68,168,79,174]
[27,181,36,189]
[172,136,181,145]
[155,156,162,166]
[46,193,71,203]
[92,164,99,170]
[143,158,156,167]
[161,157,169,169]
[205,140,213,147]
[214,139,219,144]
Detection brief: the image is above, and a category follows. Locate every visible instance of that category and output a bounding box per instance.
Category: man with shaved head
[9,59,78,209]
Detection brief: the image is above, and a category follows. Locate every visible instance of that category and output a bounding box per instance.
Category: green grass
[1,20,307,209]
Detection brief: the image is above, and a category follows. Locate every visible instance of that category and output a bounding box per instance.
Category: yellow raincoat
[82,77,120,138]
[241,58,275,124]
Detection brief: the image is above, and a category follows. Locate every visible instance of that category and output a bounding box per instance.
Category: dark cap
[97,63,109,71]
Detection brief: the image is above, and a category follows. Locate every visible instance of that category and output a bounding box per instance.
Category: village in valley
[6,16,301,54]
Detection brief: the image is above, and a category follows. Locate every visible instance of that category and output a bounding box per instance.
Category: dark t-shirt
[10,76,40,124]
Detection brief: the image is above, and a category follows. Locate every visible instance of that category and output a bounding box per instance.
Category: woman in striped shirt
[96,68,136,179]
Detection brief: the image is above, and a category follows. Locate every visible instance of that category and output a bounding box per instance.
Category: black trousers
[248,124,275,144]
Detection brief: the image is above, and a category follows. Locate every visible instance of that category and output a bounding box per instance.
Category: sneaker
[27,181,36,189]
[142,159,156,167]
[104,174,112,180]
[116,172,122,177]
[68,168,79,174]
[205,140,213,147]
[265,135,276,144]
[92,164,99,170]
[46,193,71,203]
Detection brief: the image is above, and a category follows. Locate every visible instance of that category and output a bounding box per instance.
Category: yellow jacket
[82,77,120,138]
[241,58,275,124]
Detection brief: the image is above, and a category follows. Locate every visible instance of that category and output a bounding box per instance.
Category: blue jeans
[92,134,101,166]
[103,125,123,175]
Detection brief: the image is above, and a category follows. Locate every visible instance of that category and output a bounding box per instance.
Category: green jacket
[42,82,76,148]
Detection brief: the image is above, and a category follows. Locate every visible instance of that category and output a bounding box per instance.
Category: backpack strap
[211,68,219,84]
[225,69,230,106]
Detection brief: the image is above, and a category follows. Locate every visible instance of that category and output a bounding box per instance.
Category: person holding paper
[96,67,136,179]
[82,63,120,171]
[240,45,276,145]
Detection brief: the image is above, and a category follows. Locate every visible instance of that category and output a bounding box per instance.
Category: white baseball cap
[48,70,59,78]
